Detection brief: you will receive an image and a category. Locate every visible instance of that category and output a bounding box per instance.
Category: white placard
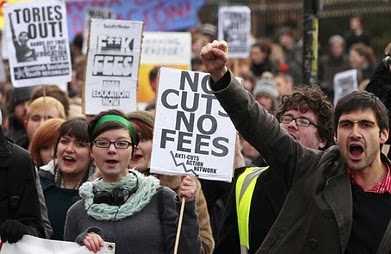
[333,69,358,106]
[4,0,72,87]
[84,19,143,115]
[0,235,115,254]
[218,6,251,59]
[140,32,191,66]
[150,67,236,182]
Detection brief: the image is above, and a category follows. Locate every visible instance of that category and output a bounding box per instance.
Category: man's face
[25,107,64,141]
[280,109,325,150]
[330,41,344,58]
[335,109,388,172]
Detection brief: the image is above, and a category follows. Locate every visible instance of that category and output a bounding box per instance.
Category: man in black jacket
[365,41,391,158]
[0,110,45,243]
[215,85,334,254]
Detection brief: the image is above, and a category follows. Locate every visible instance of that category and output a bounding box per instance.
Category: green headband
[94,115,139,145]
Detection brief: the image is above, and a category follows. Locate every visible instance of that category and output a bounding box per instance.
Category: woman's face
[56,135,91,176]
[40,143,56,165]
[349,49,364,69]
[91,128,133,183]
[129,137,152,173]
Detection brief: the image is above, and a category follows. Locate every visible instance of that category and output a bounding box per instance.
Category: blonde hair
[27,96,66,119]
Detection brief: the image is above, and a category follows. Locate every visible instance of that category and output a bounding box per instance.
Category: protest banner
[218,6,251,59]
[4,0,71,89]
[138,31,191,104]
[83,19,143,115]
[333,69,358,106]
[65,0,205,41]
[0,235,115,254]
[150,67,236,182]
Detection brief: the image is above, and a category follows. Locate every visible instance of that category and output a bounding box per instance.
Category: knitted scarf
[79,169,160,221]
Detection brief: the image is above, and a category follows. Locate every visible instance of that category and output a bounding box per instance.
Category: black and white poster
[84,19,143,115]
[150,67,236,182]
[333,69,358,106]
[218,6,251,59]
[5,0,72,88]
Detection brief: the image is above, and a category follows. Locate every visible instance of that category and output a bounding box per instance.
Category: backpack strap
[376,218,391,254]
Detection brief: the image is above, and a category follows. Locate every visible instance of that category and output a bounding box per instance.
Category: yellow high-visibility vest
[235,166,269,253]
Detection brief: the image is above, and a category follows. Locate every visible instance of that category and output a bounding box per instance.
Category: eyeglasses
[93,140,133,149]
[280,115,318,127]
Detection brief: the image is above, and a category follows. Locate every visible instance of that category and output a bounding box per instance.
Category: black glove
[0,219,28,243]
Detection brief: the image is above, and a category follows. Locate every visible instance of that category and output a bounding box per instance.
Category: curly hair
[276,85,335,149]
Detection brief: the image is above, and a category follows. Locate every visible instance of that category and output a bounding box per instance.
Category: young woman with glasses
[64,109,201,254]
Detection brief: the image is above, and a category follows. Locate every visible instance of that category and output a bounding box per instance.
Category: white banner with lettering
[0,235,115,254]
[150,67,236,182]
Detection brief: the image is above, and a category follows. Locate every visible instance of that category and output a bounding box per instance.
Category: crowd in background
[0,11,389,254]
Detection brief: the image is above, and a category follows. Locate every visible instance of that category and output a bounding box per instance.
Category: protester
[273,72,294,97]
[40,117,94,240]
[24,96,66,150]
[215,85,334,254]
[349,42,377,84]
[249,40,277,79]
[252,75,280,115]
[365,41,391,158]
[64,109,201,254]
[0,110,45,243]
[318,34,350,101]
[29,118,65,168]
[6,86,33,147]
[128,110,215,254]
[200,40,391,253]
[344,14,371,51]
[31,85,71,118]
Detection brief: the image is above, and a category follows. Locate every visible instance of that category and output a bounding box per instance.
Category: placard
[333,69,358,105]
[4,0,72,88]
[218,6,251,59]
[150,67,236,182]
[84,19,143,115]
[138,32,191,103]
[0,235,115,254]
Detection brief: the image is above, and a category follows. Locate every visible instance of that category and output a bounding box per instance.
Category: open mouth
[348,144,364,160]
[106,159,119,166]
[131,154,143,162]
[63,156,76,163]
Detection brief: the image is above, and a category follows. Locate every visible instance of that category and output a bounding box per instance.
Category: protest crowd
[0,1,390,254]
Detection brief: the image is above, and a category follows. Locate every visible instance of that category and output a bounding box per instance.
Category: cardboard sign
[218,6,251,59]
[4,0,72,88]
[138,32,191,103]
[84,19,143,115]
[0,235,115,254]
[333,69,358,105]
[150,67,236,182]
